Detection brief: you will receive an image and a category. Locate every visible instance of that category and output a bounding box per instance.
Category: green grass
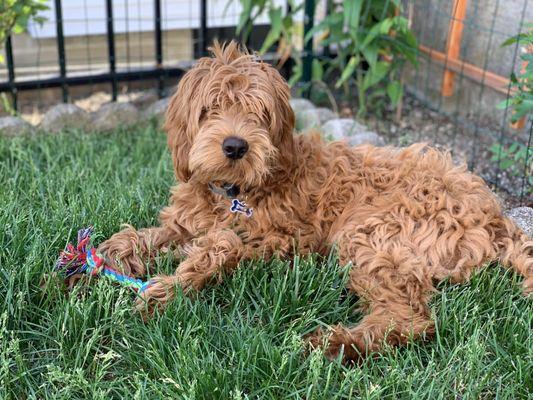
[0,124,531,399]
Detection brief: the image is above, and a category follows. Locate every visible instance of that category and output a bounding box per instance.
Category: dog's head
[164,41,295,190]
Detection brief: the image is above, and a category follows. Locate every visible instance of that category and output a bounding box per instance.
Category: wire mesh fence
[0,0,531,205]
[402,0,532,206]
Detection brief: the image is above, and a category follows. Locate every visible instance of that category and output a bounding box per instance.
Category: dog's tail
[494,215,533,295]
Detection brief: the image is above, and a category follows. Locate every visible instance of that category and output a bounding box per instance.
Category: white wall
[28,0,286,38]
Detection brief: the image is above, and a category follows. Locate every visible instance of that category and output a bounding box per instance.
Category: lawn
[0,123,531,399]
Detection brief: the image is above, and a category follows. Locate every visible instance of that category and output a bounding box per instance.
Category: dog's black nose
[222,136,248,160]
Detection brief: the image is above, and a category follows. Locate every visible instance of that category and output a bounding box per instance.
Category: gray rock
[314,107,338,124]
[131,90,159,108]
[321,118,369,141]
[347,131,386,147]
[296,109,320,130]
[505,207,533,237]
[296,107,337,130]
[0,116,33,136]
[142,97,170,121]
[92,102,139,131]
[40,104,91,132]
[289,98,315,114]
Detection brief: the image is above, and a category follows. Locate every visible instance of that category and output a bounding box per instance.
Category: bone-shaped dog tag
[230,199,253,217]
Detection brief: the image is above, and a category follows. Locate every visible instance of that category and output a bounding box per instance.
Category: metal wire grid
[0,0,530,203]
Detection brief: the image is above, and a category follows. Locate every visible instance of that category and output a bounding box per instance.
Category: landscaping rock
[321,118,369,141]
[132,90,159,108]
[289,98,315,114]
[40,104,91,133]
[347,131,386,147]
[505,207,533,237]
[296,107,337,130]
[142,97,169,120]
[0,116,33,137]
[92,102,139,131]
[314,107,338,124]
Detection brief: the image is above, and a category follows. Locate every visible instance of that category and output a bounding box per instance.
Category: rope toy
[55,227,151,293]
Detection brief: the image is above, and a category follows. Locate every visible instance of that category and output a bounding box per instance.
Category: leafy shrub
[228,0,302,57]
[0,0,48,114]
[0,0,48,61]
[303,0,417,116]
[230,0,418,117]
[489,142,533,194]
[497,23,533,123]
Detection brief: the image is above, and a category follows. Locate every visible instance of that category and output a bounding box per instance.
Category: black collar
[208,182,241,199]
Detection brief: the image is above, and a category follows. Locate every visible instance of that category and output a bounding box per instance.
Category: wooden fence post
[441,0,468,97]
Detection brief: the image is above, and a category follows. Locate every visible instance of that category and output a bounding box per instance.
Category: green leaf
[304,12,343,43]
[312,59,324,81]
[236,0,252,35]
[361,44,378,69]
[499,159,514,170]
[496,99,512,110]
[386,81,403,105]
[259,6,283,54]
[360,22,384,50]
[344,0,363,35]
[362,61,390,90]
[501,35,519,47]
[335,55,359,88]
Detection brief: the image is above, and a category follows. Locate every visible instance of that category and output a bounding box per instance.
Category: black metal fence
[0,0,283,112]
[1,0,531,205]
[1,0,201,107]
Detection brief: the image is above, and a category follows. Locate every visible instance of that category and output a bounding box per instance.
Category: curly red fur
[99,41,532,361]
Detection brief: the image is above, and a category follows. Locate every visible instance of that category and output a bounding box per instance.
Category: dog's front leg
[136,229,246,315]
[98,225,184,278]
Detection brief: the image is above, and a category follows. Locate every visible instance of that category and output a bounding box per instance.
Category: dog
[99,41,532,362]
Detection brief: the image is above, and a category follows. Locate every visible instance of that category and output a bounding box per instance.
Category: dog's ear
[164,64,211,182]
[266,65,295,168]
[164,88,192,182]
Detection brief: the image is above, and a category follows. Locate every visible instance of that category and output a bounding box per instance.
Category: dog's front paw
[135,275,179,318]
[98,225,147,278]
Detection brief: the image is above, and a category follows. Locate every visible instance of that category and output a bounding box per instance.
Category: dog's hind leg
[493,216,533,294]
[308,231,436,363]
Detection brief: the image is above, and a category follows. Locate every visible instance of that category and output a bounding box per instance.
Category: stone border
[0,96,169,136]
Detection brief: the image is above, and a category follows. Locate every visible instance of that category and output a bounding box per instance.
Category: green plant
[0,0,48,115]
[489,142,533,193]
[497,23,533,123]
[226,0,303,63]
[230,0,418,118]
[304,0,417,117]
[0,0,48,62]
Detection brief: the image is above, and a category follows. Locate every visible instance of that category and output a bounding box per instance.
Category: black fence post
[5,35,17,112]
[323,0,332,58]
[198,0,207,57]
[106,0,117,101]
[154,0,164,97]
[302,0,315,95]
[54,0,68,102]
